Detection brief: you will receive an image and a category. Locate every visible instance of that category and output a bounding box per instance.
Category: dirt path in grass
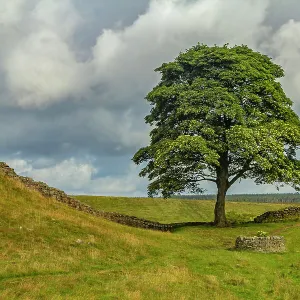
[271,222,300,235]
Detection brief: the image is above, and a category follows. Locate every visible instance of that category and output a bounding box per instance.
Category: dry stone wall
[254,206,300,223]
[235,236,286,253]
[0,162,205,232]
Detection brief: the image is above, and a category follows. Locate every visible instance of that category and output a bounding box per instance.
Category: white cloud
[28,158,96,190]
[32,0,82,39]
[3,0,91,108]
[6,31,83,106]
[2,0,272,109]
[5,30,90,108]
[0,0,29,26]
[1,0,272,108]
[7,158,147,196]
[262,19,300,111]
[6,158,33,173]
[92,0,271,102]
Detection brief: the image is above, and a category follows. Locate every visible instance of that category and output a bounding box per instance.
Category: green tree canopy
[133,43,300,227]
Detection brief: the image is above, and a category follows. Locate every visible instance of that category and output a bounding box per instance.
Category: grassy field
[1,173,300,299]
[74,195,299,223]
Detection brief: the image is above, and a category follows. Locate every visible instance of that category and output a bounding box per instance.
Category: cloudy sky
[1,0,300,196]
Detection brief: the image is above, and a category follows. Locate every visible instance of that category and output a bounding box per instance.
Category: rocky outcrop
[254,207,300,223]
[0,162,207,232]
[235,236,286,253]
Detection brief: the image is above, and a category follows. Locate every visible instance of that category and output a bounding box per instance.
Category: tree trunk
[214,180,227,227]
[214,154,229,227]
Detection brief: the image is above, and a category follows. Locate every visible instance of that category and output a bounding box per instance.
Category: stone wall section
[0,162,206,231]
[235,236,286,252]
[254,206,300,223]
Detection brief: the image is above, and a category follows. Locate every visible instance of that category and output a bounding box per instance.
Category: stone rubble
[254,206,300,223]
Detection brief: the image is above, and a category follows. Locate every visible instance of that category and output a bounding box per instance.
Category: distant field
[2,173,300,299]
[173,193,300,203]
[74,195,299,223]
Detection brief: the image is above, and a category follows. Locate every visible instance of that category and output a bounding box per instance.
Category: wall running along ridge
[254,206,300,223]
[235,236,286,253]
[0,162,207,232]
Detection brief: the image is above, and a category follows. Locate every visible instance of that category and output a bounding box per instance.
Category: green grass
[1,174,300,299]
[74,195,299,223]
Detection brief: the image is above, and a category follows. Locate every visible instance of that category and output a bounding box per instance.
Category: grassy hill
[1,173,300,299]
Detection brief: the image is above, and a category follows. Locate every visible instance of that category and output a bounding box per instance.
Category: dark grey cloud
[72,0,150,60]
[264,0,300,30]
[0,102,149,159]
[74,0,149,30]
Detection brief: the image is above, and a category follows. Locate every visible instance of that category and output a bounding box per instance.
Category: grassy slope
[74,195,299,223]
[1,175,300,299]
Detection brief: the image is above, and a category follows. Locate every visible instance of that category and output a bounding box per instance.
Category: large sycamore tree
[133,44,300,227]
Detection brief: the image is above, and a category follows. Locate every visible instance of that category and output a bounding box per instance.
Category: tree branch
[228,159,252,188]
[189,178,217,183]
[205,178,217,183]
[197,178,217,183]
